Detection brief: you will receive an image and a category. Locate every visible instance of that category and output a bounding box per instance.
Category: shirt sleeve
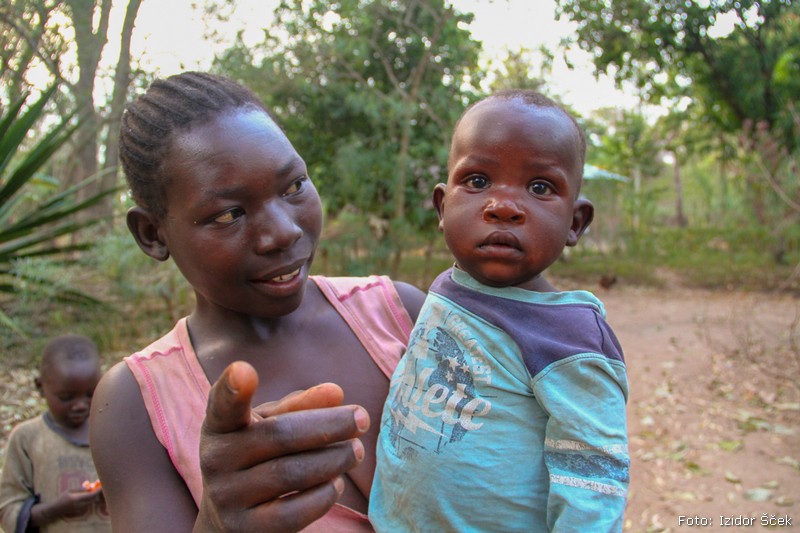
[0,425,37,533]
[531,353,630,533]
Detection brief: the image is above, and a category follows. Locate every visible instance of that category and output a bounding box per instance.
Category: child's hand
[195,361,369,533]
[33,485,104,525]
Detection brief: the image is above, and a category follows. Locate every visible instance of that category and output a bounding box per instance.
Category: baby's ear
[432,183,447,232]
[126,207,170,262]
[566,197,594,247]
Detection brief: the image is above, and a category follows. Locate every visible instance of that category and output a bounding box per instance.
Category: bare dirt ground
[1,284,798,532]
[599,285,800,532]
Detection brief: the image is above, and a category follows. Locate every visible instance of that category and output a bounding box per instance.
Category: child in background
[0,334,109,532]
[370,90,630,532]
[89,71,426,532]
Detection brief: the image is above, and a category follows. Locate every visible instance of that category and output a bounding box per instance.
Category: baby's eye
[528,181,554,196]
[212,207,244,224]
[284,176,307,196]
[464,175,490,189]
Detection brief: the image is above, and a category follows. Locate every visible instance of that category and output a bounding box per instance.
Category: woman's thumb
[204,361,259,434]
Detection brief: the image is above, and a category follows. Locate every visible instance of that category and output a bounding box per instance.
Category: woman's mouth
[271,268,301,283]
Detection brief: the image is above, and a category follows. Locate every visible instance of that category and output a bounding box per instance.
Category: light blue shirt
[370,268,629,532]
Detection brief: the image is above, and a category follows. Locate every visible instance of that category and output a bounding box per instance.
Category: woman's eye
[212,208,244,224]
[528,181,553,196]
[464,175,490,189]
[284,176,307,195]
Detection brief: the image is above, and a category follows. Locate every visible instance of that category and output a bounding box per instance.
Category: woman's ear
[126,207,170,262]
[433,183,447,232]
[566,197,594,247]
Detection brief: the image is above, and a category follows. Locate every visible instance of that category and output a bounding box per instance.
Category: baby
[370,90,630,532]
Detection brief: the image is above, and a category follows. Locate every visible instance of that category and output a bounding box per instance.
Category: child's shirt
[0,413,110,533]
[370,267,629,532]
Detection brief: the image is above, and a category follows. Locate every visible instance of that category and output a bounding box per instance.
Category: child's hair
[40,334,99,374]
[119,72,276,218]
[450,89,587,169]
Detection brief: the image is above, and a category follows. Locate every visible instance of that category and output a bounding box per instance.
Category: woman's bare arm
[90,361,199,532]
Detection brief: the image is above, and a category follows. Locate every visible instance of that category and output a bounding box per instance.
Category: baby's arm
[535,355,630,532]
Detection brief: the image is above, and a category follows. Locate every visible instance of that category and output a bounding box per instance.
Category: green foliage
[214,0,483,274]
[556,0,800,152]
[0,86,119,336]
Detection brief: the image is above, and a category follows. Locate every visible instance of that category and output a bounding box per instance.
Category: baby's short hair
[452,89,587,168]
[119,72,276,218]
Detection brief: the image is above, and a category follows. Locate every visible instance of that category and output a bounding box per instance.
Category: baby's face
[437,98,587,290]
[159,109,323,318]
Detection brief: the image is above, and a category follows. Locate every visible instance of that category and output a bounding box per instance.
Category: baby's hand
[194,361,369,533]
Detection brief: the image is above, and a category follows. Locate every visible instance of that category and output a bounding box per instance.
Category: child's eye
[212,207,244,224]
[464,175,490,189]
[528,181,554,196]
[284,176,307,196]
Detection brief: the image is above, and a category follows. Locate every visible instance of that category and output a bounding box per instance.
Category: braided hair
[119,72,274,218]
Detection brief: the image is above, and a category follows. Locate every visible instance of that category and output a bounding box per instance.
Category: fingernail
[352,439,365,461]
[333,477,345,495]
[226,366,239,393]
[354,408,369,431]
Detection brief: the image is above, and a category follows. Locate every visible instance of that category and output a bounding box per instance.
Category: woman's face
[157,109,323,318]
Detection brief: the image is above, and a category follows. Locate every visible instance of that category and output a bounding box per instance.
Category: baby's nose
[483,197,525,223]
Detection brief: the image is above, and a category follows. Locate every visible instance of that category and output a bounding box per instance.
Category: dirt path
[600,286,799,532]
[1,285,798,532]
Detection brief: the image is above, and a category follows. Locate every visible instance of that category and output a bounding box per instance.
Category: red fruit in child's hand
[82,480,102,492]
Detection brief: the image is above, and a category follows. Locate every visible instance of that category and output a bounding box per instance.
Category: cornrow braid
[119,71,274,218]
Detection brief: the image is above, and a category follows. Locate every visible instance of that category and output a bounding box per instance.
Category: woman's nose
[254,203,303,253]
[483,196,525,224]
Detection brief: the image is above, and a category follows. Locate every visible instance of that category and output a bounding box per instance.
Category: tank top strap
[312,275,413,378]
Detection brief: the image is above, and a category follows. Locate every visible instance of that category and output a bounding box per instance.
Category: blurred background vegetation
[0,0,798,366]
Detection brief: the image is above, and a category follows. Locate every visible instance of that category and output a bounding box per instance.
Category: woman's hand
[194,361,369,533]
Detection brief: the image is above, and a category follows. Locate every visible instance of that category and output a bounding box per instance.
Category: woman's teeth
[271,268,300,282]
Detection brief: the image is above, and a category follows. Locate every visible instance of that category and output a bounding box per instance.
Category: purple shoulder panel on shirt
[430,270,624,378]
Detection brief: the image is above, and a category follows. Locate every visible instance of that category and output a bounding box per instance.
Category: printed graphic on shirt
[384,301,493,456]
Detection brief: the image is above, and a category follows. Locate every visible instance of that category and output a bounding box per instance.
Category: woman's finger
[203,361,260,435]
[254,382,345,419]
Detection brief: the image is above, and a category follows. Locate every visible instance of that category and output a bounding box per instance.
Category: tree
[0,0,144,220]
[0,86,118,335]
[556,0,799,150]
[557,0,799,261]
[215,0,483,275]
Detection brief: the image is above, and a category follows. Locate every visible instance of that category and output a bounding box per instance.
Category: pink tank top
[125,276,412,531]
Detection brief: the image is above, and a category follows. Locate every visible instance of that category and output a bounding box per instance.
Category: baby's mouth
[480,232,521,250]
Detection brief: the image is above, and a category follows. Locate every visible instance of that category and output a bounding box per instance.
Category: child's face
[435,98,592,290]
[155,109,323,318]
[38,358,101,429]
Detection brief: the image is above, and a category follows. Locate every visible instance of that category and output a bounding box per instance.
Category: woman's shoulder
[311,275,425,321]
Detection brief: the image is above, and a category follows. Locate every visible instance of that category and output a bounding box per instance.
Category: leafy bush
[0,86,119,336]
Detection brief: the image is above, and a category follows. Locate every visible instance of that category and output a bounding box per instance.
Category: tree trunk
[672,151,687,227]
[100,0,143,218]
[64,0,111,222]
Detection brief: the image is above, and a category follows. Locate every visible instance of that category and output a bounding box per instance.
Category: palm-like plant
[0,85,119,335]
